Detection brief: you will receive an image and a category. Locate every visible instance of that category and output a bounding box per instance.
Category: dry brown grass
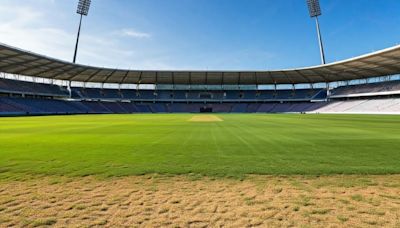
[0,175,399,227]
[188,115,223,122]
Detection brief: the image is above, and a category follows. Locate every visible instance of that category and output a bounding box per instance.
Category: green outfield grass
[1,114,400,178]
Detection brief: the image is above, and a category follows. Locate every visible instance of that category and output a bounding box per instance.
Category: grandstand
[0,43,400,115]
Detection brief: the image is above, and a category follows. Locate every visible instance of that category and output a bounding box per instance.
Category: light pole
[306,0,326,65]
[73,0,91,63]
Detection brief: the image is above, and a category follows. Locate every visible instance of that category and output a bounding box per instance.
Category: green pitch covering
[1,114,400,178]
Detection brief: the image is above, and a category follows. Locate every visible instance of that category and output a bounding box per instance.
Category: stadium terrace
[1,43,400,85]
[1,42,400,115]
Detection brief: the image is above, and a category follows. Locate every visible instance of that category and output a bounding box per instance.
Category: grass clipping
[189,115,223,122]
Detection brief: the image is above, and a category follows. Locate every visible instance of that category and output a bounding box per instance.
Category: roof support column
[188,72,192,90]
[171,72,175,90]
[220,72,224,90]
[326,82,331,101]
[68,81,72,98]
[255,72,258,92]
[136,72,142,91]
[292,84,296,99]
[238,72,241,88]
[155,72,158,91]
[120,70,130,84]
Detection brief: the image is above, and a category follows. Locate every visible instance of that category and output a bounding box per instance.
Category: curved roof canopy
[1,43,400,85]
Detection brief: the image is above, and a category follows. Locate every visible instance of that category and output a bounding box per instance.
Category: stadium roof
[1,43,400,85]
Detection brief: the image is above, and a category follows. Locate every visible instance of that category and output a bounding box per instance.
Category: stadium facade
[1,43,400,115]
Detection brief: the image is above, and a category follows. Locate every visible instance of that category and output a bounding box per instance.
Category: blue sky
[1,0,399,70]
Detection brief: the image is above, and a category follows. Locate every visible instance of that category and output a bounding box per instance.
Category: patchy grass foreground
[1,114,400,226]
[1,114,400,178]
[0,175,399,227]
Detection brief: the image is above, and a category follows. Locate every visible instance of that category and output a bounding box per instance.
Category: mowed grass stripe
[0,114,400,179]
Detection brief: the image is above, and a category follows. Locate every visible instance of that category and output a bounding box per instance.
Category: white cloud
[119,29,151,39]
[0,3,72,60]
[0,1,174,70]
[0,0,271,72]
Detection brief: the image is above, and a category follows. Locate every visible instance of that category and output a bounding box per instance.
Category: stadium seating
[0,78,68,97]
[139,90,156,100]
[1,78,400,115]
[103,89,122,99]
[212,103,233,113]
[2,96,400,115]
[231,104,248,113]
[257,103,277,112]
[310,98,400,114]
[120,90,137,99]
[118,102,138,113]
[331,81,400,97]
[157,91,173,100]
[0,79,328,102]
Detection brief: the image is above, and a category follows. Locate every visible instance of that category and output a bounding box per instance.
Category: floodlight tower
[307,0,326,65]
[73,0,91,63]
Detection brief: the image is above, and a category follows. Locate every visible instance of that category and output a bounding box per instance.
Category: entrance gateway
[200,106,213,113]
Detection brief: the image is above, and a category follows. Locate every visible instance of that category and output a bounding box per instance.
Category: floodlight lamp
[307,0,322,18]
[77,0,91,16]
